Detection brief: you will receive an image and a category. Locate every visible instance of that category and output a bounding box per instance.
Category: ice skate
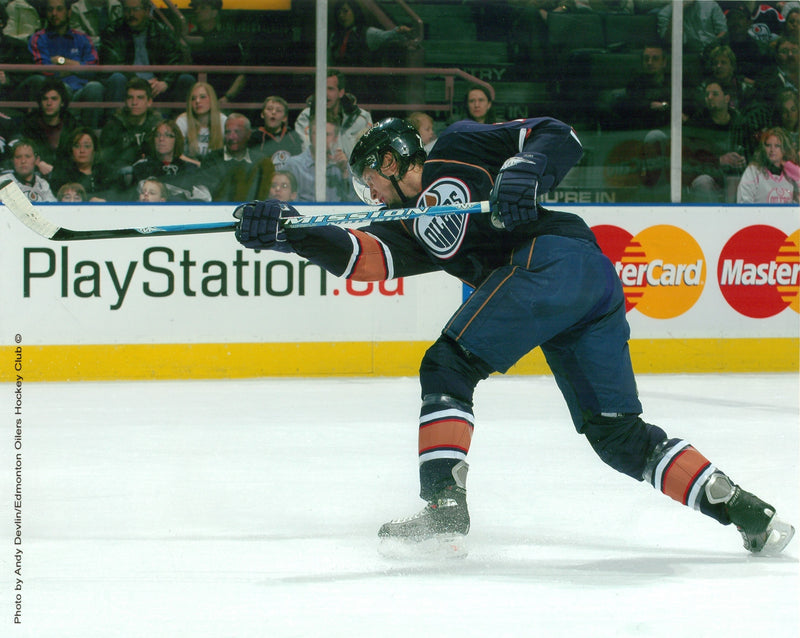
[705,473,795,555]
[378,461,470,559]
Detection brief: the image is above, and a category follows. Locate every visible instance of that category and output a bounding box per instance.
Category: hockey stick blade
[1,179,490,241]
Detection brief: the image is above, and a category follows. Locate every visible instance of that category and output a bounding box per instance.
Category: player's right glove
[489,152,546,230]
[233,199,297,252]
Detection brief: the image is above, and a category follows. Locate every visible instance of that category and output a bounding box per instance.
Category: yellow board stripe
[2,338,797,382]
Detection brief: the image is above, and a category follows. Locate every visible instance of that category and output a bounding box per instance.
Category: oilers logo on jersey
[415,177,470,259]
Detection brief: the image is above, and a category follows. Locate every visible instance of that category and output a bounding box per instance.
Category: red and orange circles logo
[717,225,800,318]
[593,225,706,318]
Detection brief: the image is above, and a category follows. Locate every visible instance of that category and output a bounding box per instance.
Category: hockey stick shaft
[0,179,490,241]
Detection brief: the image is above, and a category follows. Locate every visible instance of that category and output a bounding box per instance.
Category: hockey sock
[644,438,731,524]
[418,394,474,501]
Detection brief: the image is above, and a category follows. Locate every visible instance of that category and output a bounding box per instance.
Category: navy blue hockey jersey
[286,117,598,288]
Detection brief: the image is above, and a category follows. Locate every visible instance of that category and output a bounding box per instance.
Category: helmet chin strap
[387,174,418,207]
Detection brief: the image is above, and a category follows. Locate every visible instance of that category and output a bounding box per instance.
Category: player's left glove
[233,199,298,252]
[489,152,546,230]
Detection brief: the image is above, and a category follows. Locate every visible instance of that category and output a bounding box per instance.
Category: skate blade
[757,517,795,556]
[378,534,468,560]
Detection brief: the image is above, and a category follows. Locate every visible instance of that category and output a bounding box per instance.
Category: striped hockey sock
[418,394,474,500]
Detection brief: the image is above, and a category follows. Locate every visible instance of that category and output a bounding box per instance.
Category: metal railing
[0,63,495,118]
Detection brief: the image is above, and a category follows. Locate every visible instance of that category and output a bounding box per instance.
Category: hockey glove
[233,199,297,252]
[489,152,546,230]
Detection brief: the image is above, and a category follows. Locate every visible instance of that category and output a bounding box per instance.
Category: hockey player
[233,117,795,556]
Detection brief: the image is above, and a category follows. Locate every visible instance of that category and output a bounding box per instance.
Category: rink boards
[2,203,798,381]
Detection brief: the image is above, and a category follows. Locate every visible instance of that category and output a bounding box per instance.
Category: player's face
[13,146,37,179]
[71,134,95,167]
[190,86,211,116]
[269,174,296,200]
[360,166,398,207]
[763,135,784,167]
[262,101,287,129]
[126,89,152,117]
[467,89,491,122]
[41,90,62,117]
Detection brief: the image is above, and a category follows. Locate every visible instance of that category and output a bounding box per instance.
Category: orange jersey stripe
[350,230,388,281]
[418,418,474,455]
[661,447,711,505]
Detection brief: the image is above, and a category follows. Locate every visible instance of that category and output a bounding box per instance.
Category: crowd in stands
[0,0,797,205]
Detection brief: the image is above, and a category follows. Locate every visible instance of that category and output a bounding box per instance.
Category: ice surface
[4,373,798,637]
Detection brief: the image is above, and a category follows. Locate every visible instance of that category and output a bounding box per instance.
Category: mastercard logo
[717,225,800,318]
[593,225,706,319]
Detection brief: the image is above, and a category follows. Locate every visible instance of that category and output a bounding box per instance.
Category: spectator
[294,70,372,160]
[249,95,303,170]
[1,138,57,201]
[284,115,357,202]
[200,112,274,201]
[56,181,87,200]
[2,1,43,65]
[18,76,81,180]
[463,84,498,124]
[49,125,112,199]
[99,76,162,191]
[683,80,749,201]
[132,119,210,201]
[737,126,800,203]
[268,169,298,201]
[758,36,799,95]
[658,1,727,54]
[98,0,194,106]
[774,87,799,147]
[328,0,413,67]
[175,81,225,162]
[27,0,105,129]
[785,5,800,45]
[137,175,167,201]
[703,45,756,112]
[621,43,672,131]
[185,0,245,106]
[0,110,17,166]
[724,3,769,81]
[407,111,437,153]
[69,0,123,45]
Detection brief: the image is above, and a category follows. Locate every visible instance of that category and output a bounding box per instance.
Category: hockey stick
[0,179,490,241]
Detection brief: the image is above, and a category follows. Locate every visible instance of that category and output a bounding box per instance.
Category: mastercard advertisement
[592,224,799,320]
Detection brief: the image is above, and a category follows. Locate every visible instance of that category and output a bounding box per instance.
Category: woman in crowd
[463,84,497,124]
[736,126,799,203]
[49,127,111,201]
[132,120,210,201]
[175,81,226,161]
